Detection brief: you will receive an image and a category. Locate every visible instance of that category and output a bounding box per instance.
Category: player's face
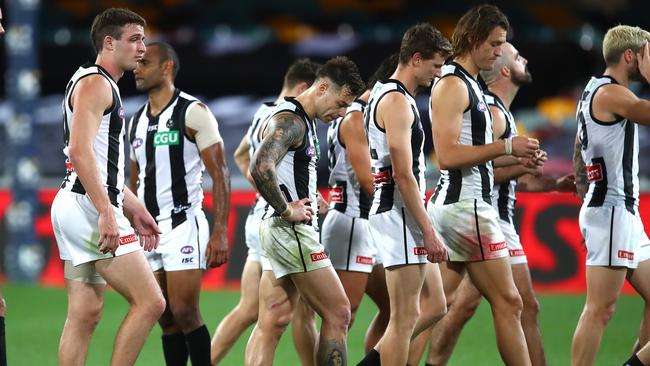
[506,43,532,85]
[114,24,146,71]
[415,52,446,87]
[473,26,507,71]
[318,84,354,122]
[134,47,165,91]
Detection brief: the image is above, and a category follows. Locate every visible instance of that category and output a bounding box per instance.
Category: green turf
[4,284,644,365]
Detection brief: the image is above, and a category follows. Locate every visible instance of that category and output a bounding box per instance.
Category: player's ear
[295,81,309,95]
[412,52,422,66]
[501,65,510,78]
[317,80,329,96]
[624,48,635,64]
[103,35,114,52]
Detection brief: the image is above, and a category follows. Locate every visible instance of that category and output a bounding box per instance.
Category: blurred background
[1,0,650,289]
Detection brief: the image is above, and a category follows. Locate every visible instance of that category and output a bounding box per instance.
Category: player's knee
[584,302,616,325]
[391,304,420,330]
[0,296,7,317]
[322,299,351,331]
[495,290,523,315]
[70,301,103,331]
[146,293,167,320]
[170,302,201,328]
[521,294,540,318]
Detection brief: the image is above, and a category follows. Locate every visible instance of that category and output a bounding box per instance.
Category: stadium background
[1,0,650,364]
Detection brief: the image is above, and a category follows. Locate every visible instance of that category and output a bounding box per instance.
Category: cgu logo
[154,131,180,147]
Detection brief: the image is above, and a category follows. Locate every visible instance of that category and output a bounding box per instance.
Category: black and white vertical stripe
[61,63,126,207]
[430,62,494,206]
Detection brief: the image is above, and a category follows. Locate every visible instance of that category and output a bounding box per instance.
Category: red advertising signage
[1,190,648,293]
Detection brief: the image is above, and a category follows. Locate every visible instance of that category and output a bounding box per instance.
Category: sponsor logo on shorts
[182,257,194,264]
[509,249,526,257]
[477,101,487,112]
[119,234,138,245]
[618,250,634,260]
[356,256,374,265]
[586,164,603,183]
[310,251,328,262]
[329,187,344,203]
[489,242,507,252]
[372,170,392,185]
[413,247,428,256]
[153,130,180,147]
[132,138,143,149]
[181,245,194,254]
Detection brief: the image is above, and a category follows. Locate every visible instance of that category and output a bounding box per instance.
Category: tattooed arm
[572,133,588,200]
[250,112,312,221]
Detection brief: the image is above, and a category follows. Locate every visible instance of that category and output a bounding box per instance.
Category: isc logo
[154,131,180,147]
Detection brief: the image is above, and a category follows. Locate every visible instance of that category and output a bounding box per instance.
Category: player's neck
[294,91,317,120]
[94,54,124,81]
[147,82,176,116]
[275,87,293,104]
[391,67,418,96]
[604,66,630,87]
[454,56,480,79]
[488,81,518,109]
[358,89,370,103]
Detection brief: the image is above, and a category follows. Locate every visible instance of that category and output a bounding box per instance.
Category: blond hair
[603,25,650,66]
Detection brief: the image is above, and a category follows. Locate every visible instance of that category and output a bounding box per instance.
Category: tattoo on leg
[317,338,347,366]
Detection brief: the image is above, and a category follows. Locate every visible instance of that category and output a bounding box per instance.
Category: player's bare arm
[122,186,161,252]
[380,92,446,263]
[491,106,521,168]
[431,77,538,170]
[250,112,313,223]
[339,111,374,197]
[572,133,588,199]
[594,84,650,126]
[233,134,253,185]
[517,173,576,192]
[68,74,119,254]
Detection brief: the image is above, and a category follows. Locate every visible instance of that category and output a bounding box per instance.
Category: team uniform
[259,97,331,278]
[129,89,214,272]
[428,62,507,262]
[365,79,429,268]
[321,100,376,273]
[244,102,275,263]
[51,63,141,279]
[485,91,527,265]
[576,75,650,268]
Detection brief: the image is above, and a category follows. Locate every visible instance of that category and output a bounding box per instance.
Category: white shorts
[51,189,142,266]
[321,210,376,273]
[369,207,428,268]
[244,204,265,263]
[260,217,332,278]
[146,212,210,272]
[428,199,508,262]
[580,205,650,268]
[499,219,527,265]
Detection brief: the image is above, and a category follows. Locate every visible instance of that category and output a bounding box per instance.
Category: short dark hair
[90,8,146,53]
[147,41,180,78]
[399,23,453,65]
[283,58,320,89]
[368,53,399,89]
[452,4,509,58]
[317,56,366,97]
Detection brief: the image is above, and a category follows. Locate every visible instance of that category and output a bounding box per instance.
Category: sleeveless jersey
[365,79,426,214]
[262,97,320,228]
[247,102,276,213]
[485,91,518,223]
[129,89,205,228]
[61,63,126,207]
[327,100,372,219]
[430,62,494,206]
[577,75,639,214]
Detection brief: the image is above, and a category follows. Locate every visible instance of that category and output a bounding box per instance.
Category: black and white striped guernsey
[61,63,126,207]
[430,62,494,206]
[577,75,639,214]
[365,79,426,214]
[129,89,204,228]
[247,102,276,213]
[262,97,320,228]
[485,91,518,223]
[327,100,372,219]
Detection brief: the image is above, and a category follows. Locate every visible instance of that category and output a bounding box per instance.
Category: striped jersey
[61,63,127,207]
[262,97,320,228]
[485,91,518,223]
[577,75,639,214]
[430,62,494,206]
[365,79,426,214]
[129,89,205,228]
[247,102,276,214]
[327,100,372,219]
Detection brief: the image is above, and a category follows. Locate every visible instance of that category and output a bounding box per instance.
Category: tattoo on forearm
[317,339,347,366]
[250,113,306,212]
[573,136,587,200]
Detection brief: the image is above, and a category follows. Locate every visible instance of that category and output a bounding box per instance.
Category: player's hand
[555,174,577,192]
[424,229,447,263]
[317,192,329,215]
[205,230,229,268]
[98,210,120,255]
[281,198,314,224]
[511,136,539,158]
[636,42,650,82]
[131,207,161,252]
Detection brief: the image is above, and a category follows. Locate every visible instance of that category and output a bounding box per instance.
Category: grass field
[4,284,644,365]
